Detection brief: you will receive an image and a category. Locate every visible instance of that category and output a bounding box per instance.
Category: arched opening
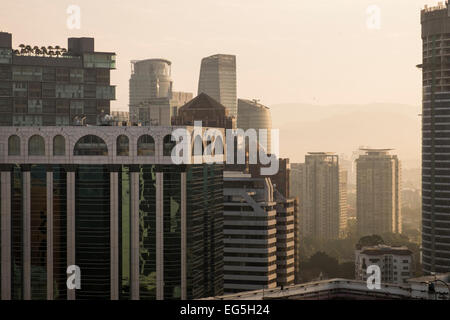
[8,135,20,156]
[214,136,224,155]
[163,134,176,157]
[28,135,45,156]
[53,135,66,156]
[137,135,155,156]
[192,135,204,156]
[74,135,108,156]
[117,135,129,156]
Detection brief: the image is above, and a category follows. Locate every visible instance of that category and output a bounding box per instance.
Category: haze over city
[1,0,449,308]
[1,0,437,166]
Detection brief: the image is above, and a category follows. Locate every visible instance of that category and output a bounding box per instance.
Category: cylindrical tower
[129,59,173,122]
[420,2,450,274]
[237,99,272,154]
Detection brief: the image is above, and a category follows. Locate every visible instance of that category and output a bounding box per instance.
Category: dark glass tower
[420,2,450,274]
[0,32,116,126]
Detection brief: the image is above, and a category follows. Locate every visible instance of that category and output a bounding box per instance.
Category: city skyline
[0,0,448,306]
[0,0,434,109]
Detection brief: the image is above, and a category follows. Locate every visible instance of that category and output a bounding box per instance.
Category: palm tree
[25,45,32,56]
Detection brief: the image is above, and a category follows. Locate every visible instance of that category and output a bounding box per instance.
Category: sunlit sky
[1,0,438,111]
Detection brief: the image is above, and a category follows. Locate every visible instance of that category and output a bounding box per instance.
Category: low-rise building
[355,245,413,284]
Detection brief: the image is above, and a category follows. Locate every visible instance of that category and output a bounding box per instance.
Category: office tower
[355,245,412,284]
[237,99,272,153]
[420,2,450,274]
[198,54,237,119]
[172,93,235,129]
[223,171,294,293]
[339,169,348,237]
[129,58,192,125]
[0,32,116,126]
[0,126,224,300]
[356,149,401,237]
[289,163,303,282]
[250,158,291,198]
[274,191,296,288]
[301,153,344,240]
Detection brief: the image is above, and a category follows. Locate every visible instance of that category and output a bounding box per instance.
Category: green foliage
[298,232,423,283]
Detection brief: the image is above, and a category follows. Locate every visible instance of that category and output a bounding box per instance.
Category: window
[137,135,155,156]
[163,135,176,157]
[8,135,20,156]
[74,135,108,156]
[192,135,204,156]
[28,135,45,156]
[117,135,129,156]
[53,135,66,156]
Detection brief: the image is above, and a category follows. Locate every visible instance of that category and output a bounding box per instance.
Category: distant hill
[269,103,421,169]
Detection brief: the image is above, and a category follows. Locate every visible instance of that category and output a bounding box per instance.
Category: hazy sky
[0,0,437,111]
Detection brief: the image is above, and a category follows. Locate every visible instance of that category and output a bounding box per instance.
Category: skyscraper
[223,171,294,293]
[300,153,345,240]
[129,59,192,125]
[356,149,401,237]
[0,32,116,126]
[198,54,237,119]
[420,2,450,274]
[0,126,224,300]
[237,99,272,153]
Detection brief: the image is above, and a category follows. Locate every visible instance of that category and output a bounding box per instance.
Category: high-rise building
[198,54,237,119]
[0,32,116,126]
[355,245,412,284]
[420,2,450,274]
[0,126,224,300]
[222,171,294,293]
[237,99,272,153]
[289,163,303,281]
[356,149,401,237]
[339,169,348,237]
[300,153,345,240]
[129,59,192,125]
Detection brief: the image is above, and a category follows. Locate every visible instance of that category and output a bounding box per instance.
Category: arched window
[163,135,176,157]
[214,136,224,155]
[192,135,204,156]
[117,135,129,156]
[137,135,155,156]
[8,135,20,156]
[28,135,45,156]
[53,135,66,156]
[74,135,108,156]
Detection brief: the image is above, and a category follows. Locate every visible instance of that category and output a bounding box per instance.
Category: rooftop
[203,276,450,300]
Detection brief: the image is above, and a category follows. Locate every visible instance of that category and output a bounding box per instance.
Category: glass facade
[118,166,130,299]
[1,162,224,300]
[30,165,47,299]
[53,166,67,300]
[11,165,23,299]
[163,167,181,299]
[139,165,157,300]
[75,165,110,299]
[186,164,224,298]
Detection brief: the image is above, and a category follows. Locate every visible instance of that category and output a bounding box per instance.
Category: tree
[356,235,385,249]
[307,251,339,278]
